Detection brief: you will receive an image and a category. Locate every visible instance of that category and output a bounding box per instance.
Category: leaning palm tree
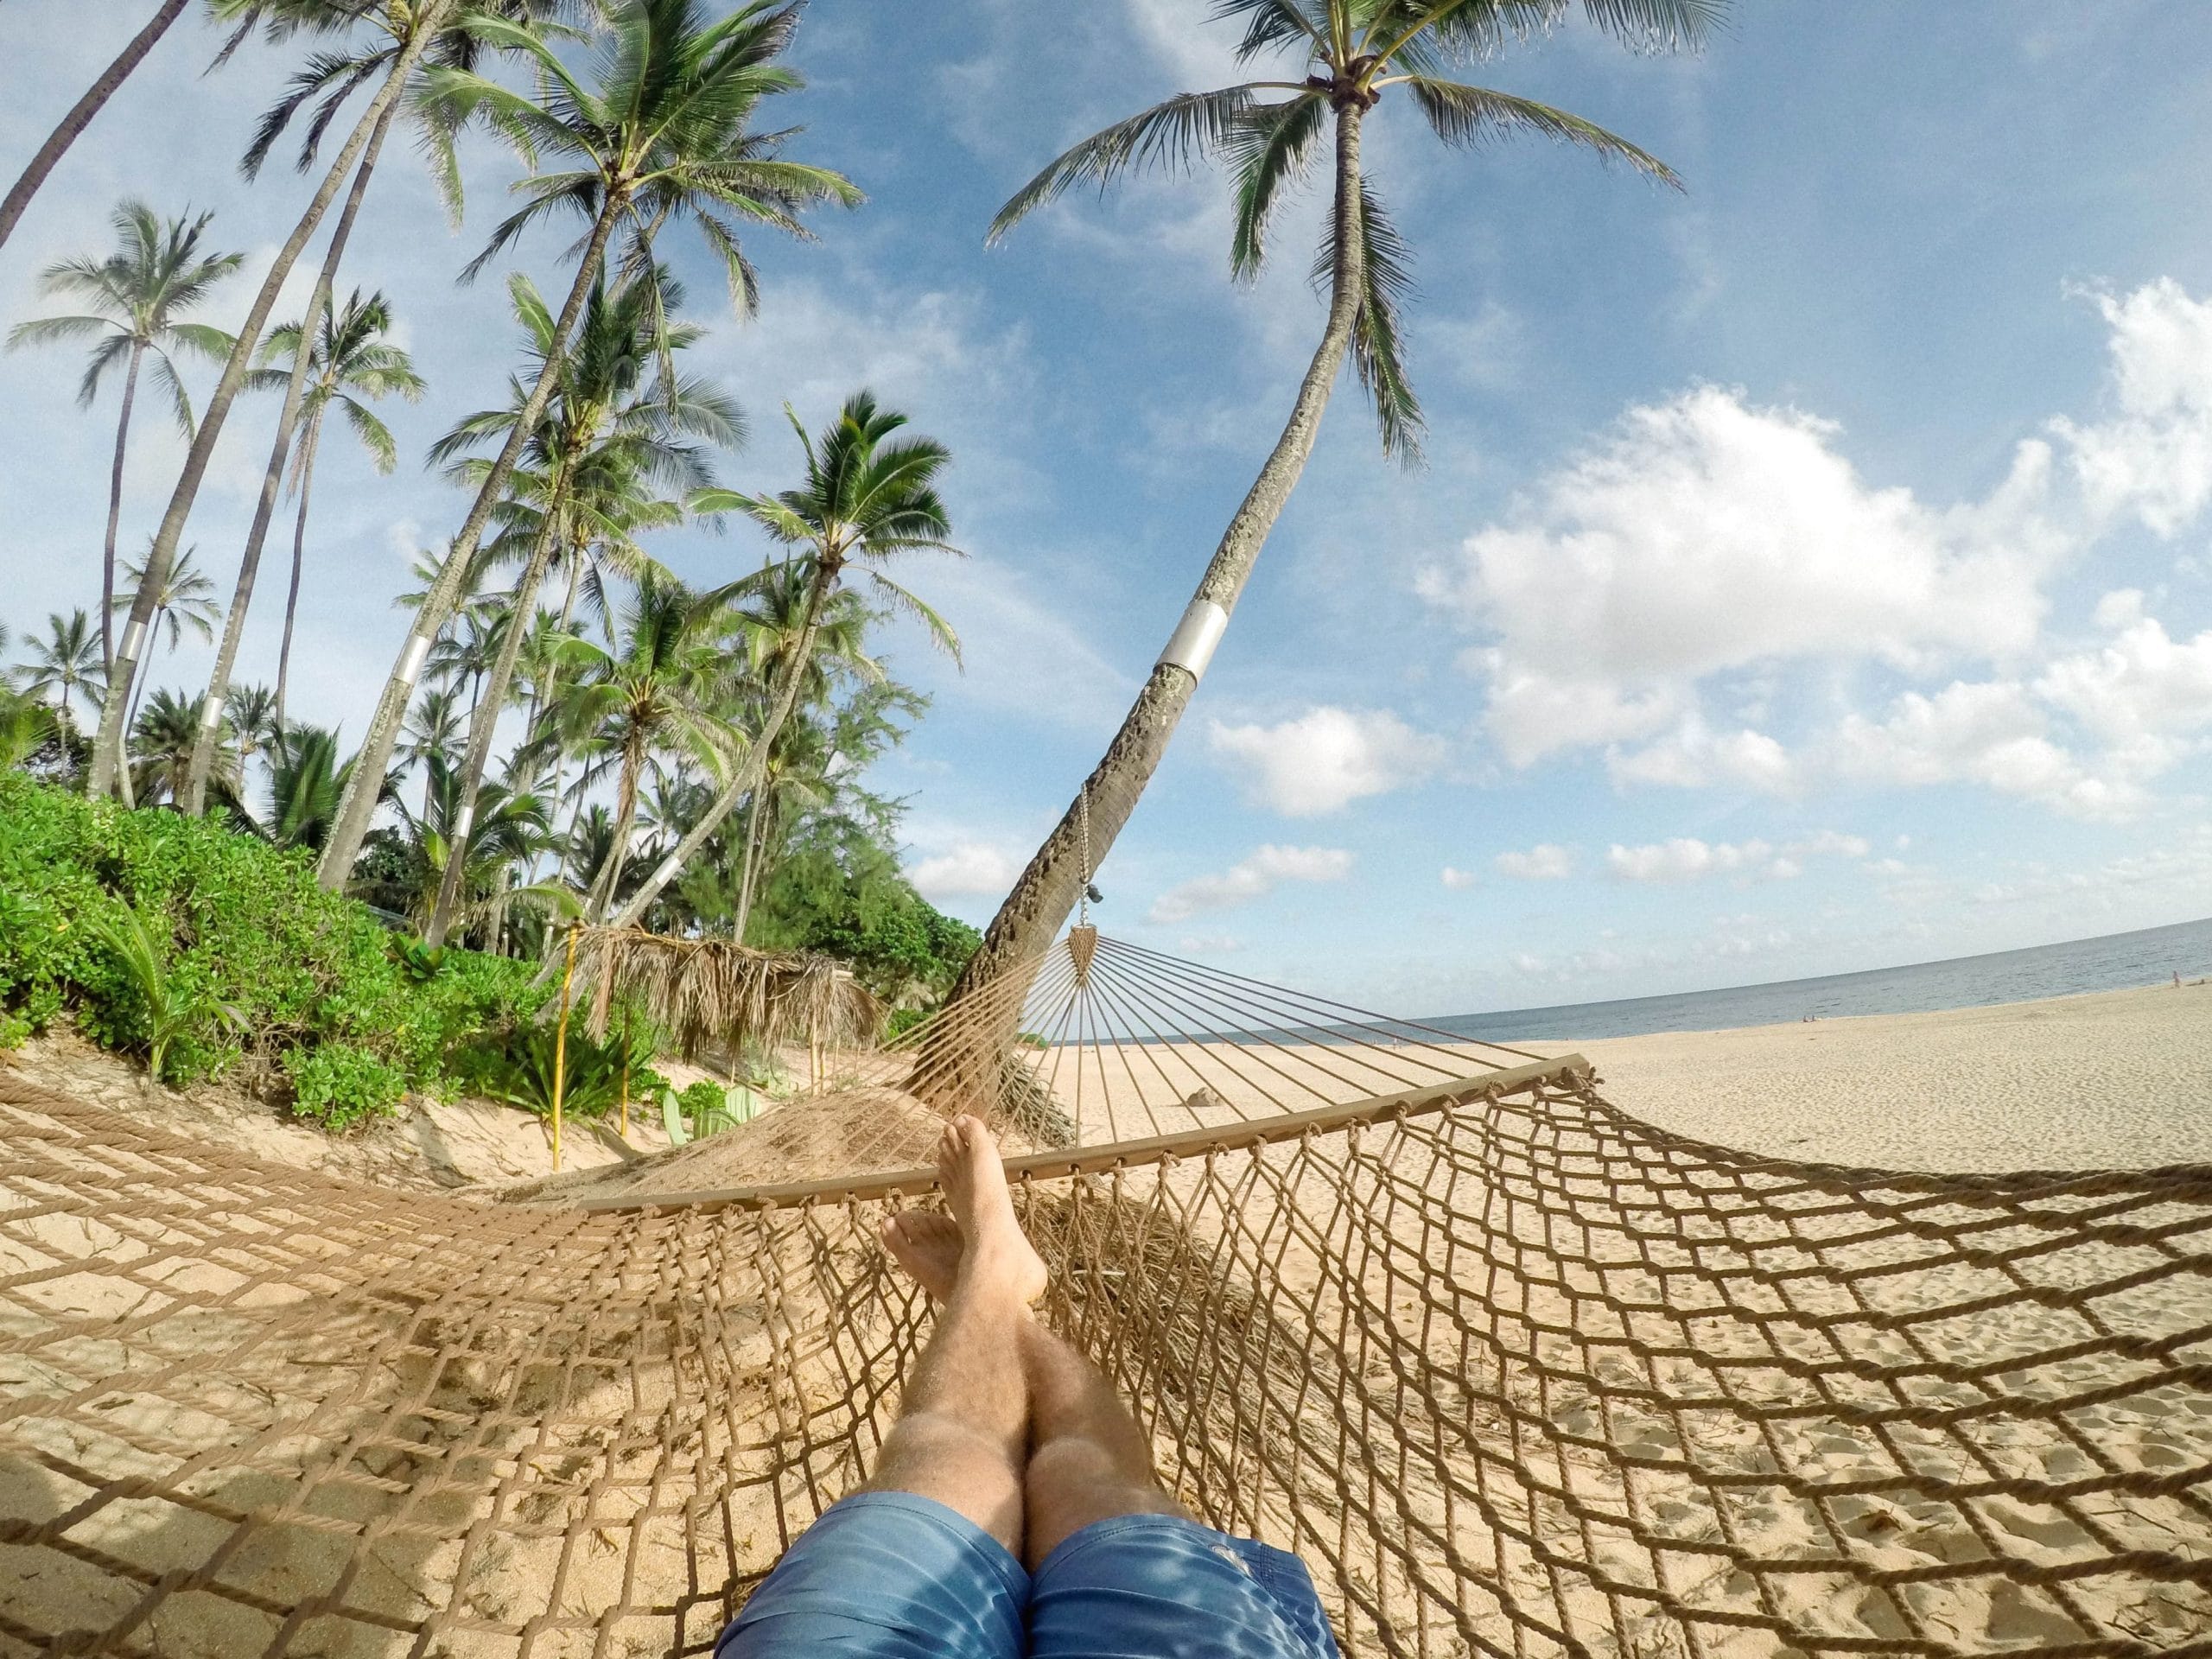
[0,2,192,254]
[88,0,469,804]
[190,1,577,817]
[16,611,107,728]
[186,289,423,813]
[112,547,219,728]
[5,201,240,677]
[315,0,861,892]
[544,575,743,921]
[419,264,736,944]
[606,391,961,927]
[956,0,1705,994]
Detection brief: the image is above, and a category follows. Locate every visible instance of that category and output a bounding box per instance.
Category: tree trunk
[0,0,189,256]
[316,196,623,891]
[948,105,1370,1006]
[731,785,769,943]
[586,742,645,922]
[271,419,321,734]
[603,562,834,928]
[425,509,565,945]
[188,95,397,813]
[126,608,163,731]
[89,0,454,804]
[101,343,144,679]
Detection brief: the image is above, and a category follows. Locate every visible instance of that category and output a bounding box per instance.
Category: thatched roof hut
[557,926,885,1063]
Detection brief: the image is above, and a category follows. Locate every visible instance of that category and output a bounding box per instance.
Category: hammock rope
[0,931,2207,1657]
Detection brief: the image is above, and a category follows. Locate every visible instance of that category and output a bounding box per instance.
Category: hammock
[1,929,2207,1657]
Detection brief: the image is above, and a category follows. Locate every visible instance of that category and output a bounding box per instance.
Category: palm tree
[226,681,282,772]
[419,264,738,944]
[389,756,555,935]
[186,289,423,813]
[17,612,107,728]
[317,0,861,892]
[0,1,193,255]
[89,0,467,803]
[545,575,742,921]
[5,202,240,677]
[189,1,574,817]
[259,722,354,849]
[112,548,219,729]
[960,0,1700,990]
[0,690,60,774]
[132,688,240,807]
[607,391,960,927]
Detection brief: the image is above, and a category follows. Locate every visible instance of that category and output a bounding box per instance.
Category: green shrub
[283,1043,407,1131]
[0,776,544,1116]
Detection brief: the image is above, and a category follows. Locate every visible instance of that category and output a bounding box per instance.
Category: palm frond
[1404,75,1680,184]
[988,86,1266,245]
[1228,92,1329,280]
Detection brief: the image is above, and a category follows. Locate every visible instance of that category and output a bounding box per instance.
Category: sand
[1535,976,2212,1173]
[0,1028,679,1191]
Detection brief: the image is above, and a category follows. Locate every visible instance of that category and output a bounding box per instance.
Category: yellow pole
[551,922,578,1172]
[618,1015,630,1139]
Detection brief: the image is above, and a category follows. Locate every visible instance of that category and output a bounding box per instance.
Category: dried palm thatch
[557,925,885,1061]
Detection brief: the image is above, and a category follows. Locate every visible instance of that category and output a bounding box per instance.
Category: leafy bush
[283,1043,407,1131]
[0,777,544,1110]
[450,1013,661,1122]
[88,906,245,1084]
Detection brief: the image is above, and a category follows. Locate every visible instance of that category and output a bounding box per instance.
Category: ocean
[1418,914,2212,1043]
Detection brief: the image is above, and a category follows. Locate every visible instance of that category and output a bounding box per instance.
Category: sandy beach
[1534,976,2211,1172]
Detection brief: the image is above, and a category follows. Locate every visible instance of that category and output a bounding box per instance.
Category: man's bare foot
[935,1115,1046,1306]
[880,1211,960,1301]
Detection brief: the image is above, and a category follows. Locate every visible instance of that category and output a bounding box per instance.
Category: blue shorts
[717,1491,1341,1659]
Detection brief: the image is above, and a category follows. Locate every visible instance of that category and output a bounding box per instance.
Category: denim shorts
[716,1491,1341,1659]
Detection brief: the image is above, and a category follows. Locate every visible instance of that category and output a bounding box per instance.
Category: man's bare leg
[881,1195,1186,1575]
[863,1116,1046,1557]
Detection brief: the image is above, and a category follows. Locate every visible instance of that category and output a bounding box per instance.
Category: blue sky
[4,0,2210,1013]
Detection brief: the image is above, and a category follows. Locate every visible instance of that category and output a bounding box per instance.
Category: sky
[3,0,2211,1014]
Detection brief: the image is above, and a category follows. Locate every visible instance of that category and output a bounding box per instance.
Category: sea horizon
[1415,914,2212,1044]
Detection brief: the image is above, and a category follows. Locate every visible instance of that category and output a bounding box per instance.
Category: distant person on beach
[716,1114,1340,1659]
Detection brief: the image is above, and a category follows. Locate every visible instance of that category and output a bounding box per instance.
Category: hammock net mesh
[2,930,2208,1657]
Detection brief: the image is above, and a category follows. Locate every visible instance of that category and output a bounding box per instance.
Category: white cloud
[1207,706,1446,816]
[1417,384,2065,766]
[1440,866,1479,890]
[1178,933,1242,955]
[2052,279,2212,536]
[1147,844,1353,923]
[1414,279,2212,823]
[2033,600,2212,752]
[1832,680,2145,819]
[1605,831,1868,883]
[1495,843,1573,880]
[1609,719,1798,794]
[910,842,1022,900]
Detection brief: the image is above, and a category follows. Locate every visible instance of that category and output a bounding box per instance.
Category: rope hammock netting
[1,928,2208,1657]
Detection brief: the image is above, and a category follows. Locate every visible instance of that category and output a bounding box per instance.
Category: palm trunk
[316,196,625,891]
[0,0,189,255]
[587,743,645,922]
[101,344,145,678]
[271,419,322,734]
[188,97,398,813]
[425,508,566,945]
[948,105,1370,1006]
[126,610,163,732]
[603,562,834,928]
[731,786,771,943]
[90,0,454,804]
